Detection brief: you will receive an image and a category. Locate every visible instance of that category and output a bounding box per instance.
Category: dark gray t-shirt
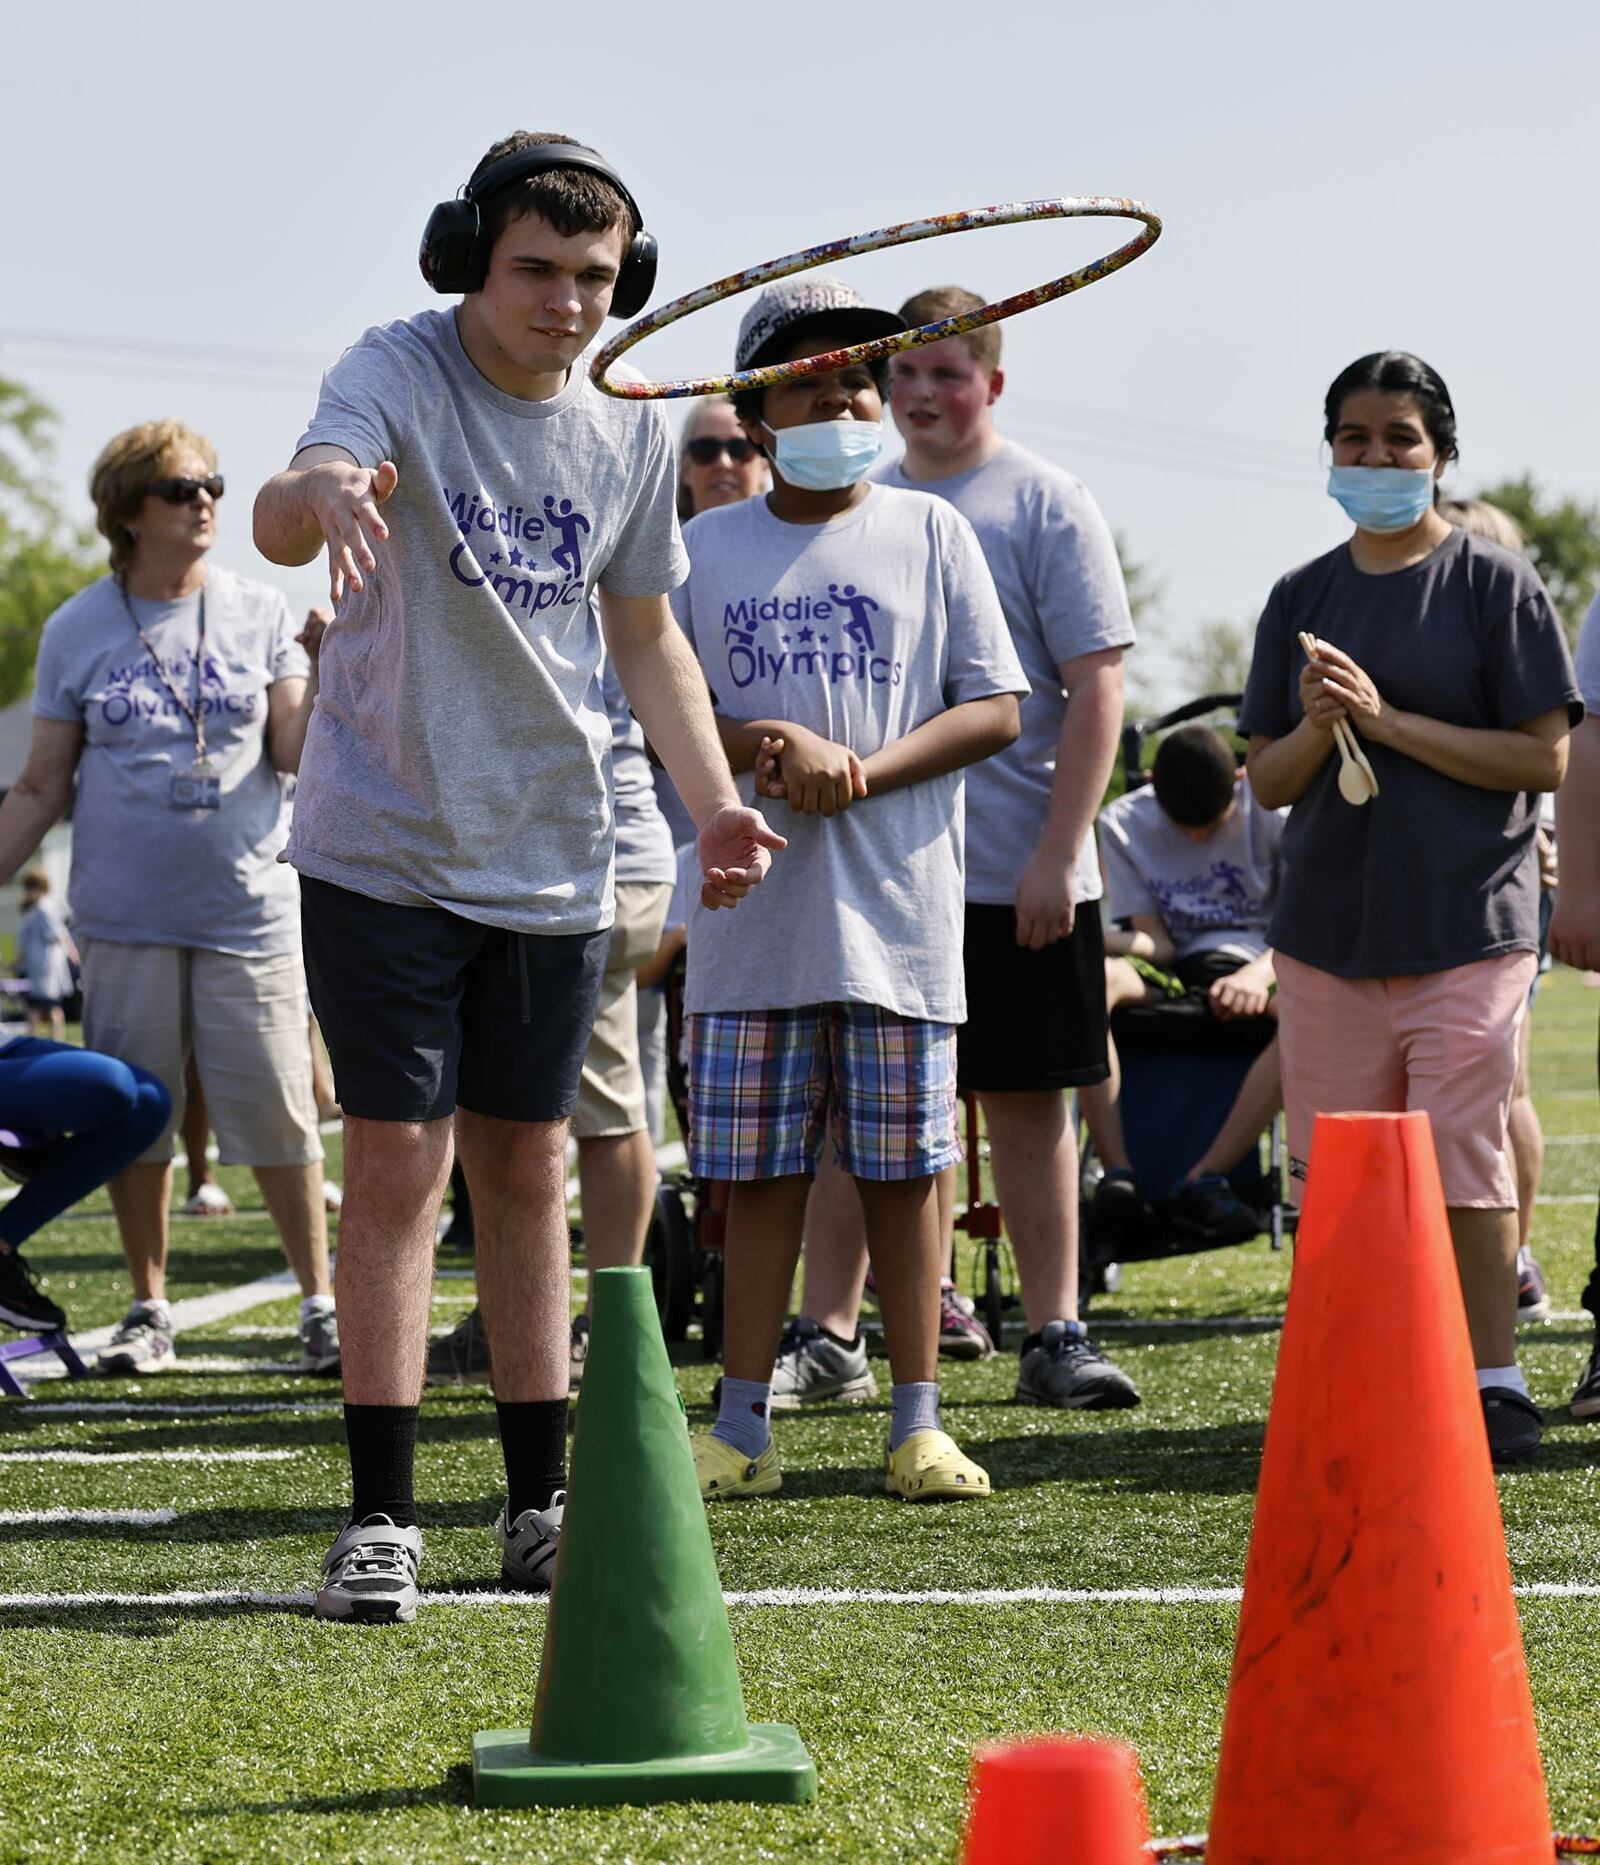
[1238,529,1581,978]
[288,310,687,935]
[33,568,306,956]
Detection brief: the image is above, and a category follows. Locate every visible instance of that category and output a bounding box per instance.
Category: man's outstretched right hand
[305,459,398,603]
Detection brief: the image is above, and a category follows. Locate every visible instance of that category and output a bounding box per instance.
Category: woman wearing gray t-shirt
[0,419,338,1377]
[1240,350,1580,1469]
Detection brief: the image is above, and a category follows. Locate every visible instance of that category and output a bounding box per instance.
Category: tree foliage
[1474,474,1600,645]
[0,378,100,709]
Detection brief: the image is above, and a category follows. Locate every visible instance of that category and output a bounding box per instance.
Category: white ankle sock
[1475,1363,1528,1399]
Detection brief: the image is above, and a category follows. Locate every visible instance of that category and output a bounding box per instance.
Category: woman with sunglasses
[0,419,337,1376]
[1239,351,1580,1466]
[676,395,770,524]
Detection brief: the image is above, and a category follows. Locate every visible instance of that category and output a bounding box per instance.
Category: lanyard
[119,579,209,767]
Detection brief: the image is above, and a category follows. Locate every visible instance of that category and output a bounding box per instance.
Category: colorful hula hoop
[589,195,1161,401]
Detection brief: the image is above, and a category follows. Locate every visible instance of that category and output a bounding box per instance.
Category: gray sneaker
[425,1305,491,1385]
[1016,1319,1141,1410]
[496,1496,564,1592]
[299,1301,341,1375]
[770,1316,878,1411]
[97,1303,176,1376]
[316,1515,422,1623]
[569,1314,589,1391]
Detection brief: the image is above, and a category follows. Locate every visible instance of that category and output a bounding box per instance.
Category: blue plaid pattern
[686,1003,960,1182]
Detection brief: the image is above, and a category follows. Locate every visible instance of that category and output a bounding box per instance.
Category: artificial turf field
[4,970,1600,1862]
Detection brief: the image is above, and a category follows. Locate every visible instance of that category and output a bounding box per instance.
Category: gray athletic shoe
[770,1316,878,1411]
[496,1496,564,1592]
[316,1515,422,1623]
[425,1305,491,1385]
[1016,1319,1141,1410]
[299,1301,341,1375]
[97,1304,176,1376]
[569,1314,589,1391]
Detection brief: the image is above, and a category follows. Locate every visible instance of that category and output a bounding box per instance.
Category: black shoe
[1571,1333,1600,1419]
[425,1304,491,1385]
[1168,1173,1260,1245]
[0,1248,67,1333]
[1482,1386,1542,1466]
[1089,1169,1152,1248]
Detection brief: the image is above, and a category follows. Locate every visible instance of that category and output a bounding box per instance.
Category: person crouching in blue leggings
[0,1038,170,1335]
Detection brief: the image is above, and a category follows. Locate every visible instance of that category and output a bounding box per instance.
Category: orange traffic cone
[1207,1111,1550,1864]
[960,1735,1149,1865]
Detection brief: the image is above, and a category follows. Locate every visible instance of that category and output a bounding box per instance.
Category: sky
[2,0,1597,705]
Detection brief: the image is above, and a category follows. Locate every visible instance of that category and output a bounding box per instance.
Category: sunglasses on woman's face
[150,474,225,504]
[685,437,757,466]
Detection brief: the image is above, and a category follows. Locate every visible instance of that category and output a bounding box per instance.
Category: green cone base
[472,1722,818,1808]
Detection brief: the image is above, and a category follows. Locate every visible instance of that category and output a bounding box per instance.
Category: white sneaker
[180,1183,233,1218]
[98,1304,176,1375]
[316,1516,422,1623]
[769,1317,877,1411]
[299,1301,341,1375]
[322,1180,344,1214]
[495,1496,564,1592]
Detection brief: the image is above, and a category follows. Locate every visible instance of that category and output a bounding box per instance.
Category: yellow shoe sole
[884,1429,992,1502]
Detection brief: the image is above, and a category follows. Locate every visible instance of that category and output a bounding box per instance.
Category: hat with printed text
[735,274,905,374]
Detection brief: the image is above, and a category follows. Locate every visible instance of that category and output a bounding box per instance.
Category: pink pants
[1274,951,1537,1209]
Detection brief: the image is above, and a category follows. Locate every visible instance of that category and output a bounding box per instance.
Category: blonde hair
[20,867,49,896]
[1439,496,1525,556]
[898,285,999,372]
[89,420,218,575]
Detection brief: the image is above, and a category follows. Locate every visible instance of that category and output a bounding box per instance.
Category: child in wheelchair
[1080,722,1286,1251]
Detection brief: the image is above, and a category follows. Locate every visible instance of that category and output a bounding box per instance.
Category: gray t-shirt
[674,485,1026,1022]
[601,656,676,885]
[17,899,74,1002]
[32,568,306,956]
[1239,529,1581,978]
[1575,592,1600,713]
[1097,782,1284,962]
[288,309,687,935]
[872,440,1134,905]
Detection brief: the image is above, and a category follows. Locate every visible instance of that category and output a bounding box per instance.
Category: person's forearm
[1030,676,1123,867]
[253,472,325,567]
[1248,720,1336,808]
[0,781,71,888]
[1556,719,1600,895]
[858,694,1018,799]
[1368,709,1568,793]
[611,614,741,826]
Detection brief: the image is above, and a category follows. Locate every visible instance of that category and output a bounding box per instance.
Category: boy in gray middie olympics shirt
[675,276,1025,1505]
[253,132,781,1623]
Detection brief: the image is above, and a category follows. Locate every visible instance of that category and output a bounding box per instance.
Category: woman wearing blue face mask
[1239,349,1581,1467]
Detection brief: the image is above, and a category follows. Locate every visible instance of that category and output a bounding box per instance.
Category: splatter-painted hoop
[589,195,1161,401]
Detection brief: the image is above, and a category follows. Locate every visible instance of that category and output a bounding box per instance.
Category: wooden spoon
[1299,631,1376,806]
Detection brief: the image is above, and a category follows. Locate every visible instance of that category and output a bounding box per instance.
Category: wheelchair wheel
[700,1252,726,1363]
[643,1181,695,1342]
[982,1244,1005,1350]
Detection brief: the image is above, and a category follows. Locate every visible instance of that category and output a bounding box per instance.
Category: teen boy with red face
[254,130,782,1621]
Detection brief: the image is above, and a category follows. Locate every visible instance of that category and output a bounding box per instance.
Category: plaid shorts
[686,1003,961,1182]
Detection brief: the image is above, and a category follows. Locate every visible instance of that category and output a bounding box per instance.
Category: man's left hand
[698,805,787,910]
[1014,850,1077,951]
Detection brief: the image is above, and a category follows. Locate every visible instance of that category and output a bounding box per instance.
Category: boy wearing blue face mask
[672,276,1028,1502]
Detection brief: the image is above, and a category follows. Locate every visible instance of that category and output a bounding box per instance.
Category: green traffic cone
[472,1265,818,1808]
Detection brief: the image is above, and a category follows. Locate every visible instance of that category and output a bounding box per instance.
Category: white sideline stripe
[0,1508,176,1525]
[7,1581,1600,1612]
[0,1449,296,1465]
[6,1267,299,1373]
[18,1399,342,1417]
[1545,1134,1600,1146]
[1536,1194,1597,1206]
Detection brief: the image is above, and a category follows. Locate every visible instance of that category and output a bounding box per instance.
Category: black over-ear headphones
[418,142,657,318]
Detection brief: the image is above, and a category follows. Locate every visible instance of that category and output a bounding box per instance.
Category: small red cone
[960,1735,1150,1865]
[1207,1111,1551,1863]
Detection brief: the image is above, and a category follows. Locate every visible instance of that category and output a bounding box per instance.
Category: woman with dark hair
[1239,351,1581,1465]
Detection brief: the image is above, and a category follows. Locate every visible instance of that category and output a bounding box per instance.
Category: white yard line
[0,1449,297,1465]
[4,1580,1600,1612]
[0,1508,176,1525]
[17,1398,342,1417]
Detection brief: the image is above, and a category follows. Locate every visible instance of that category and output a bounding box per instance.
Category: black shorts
[958,900,1108,1093]
[301,877,608,1124]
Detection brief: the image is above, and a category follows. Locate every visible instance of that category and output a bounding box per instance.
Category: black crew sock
[343,1402,420,1528]
[496,1398,569,1520]
[820,1325,860,1350]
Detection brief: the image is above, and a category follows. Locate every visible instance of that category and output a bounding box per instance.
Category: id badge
[170,764,221,811]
